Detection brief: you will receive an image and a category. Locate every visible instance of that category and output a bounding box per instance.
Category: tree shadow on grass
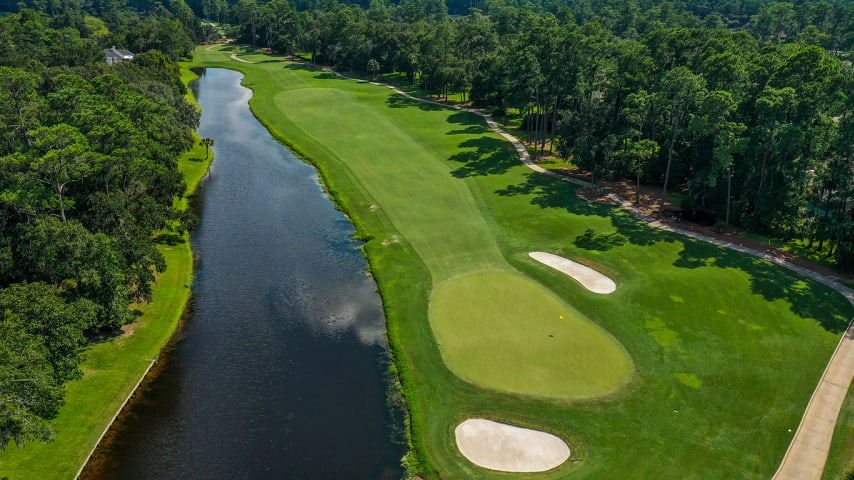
[445,111,490,135]
[674,235,851,332]
[385,94,443,111]
[155,233,187,246]
[673,239,718,269]
[574,228,627,251]
[498,173,590,210]
[497,172,672,248]
[314,71,341,80]
[449,137,518,178]
[442,107,559,179]
[447,125,490,135]
[446,110,480,125]
[282,62,346,79]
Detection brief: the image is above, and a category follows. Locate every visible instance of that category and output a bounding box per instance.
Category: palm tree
[199,137,215,160]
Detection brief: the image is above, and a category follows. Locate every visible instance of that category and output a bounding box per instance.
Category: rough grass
[187,45,854,479]
[0,66,211,480]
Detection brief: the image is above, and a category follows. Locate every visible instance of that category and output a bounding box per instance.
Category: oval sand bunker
[455,418,570,472]
[530,251,616,294]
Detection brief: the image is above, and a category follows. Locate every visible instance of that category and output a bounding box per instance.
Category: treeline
[225,0,854,268]
[218,0,854,54]
[1,0,219,59]
[0,7,202,448]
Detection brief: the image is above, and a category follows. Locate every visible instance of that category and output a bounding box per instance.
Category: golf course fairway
[188,45,854,479]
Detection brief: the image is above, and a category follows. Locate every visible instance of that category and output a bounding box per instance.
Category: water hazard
[83,68,405,479]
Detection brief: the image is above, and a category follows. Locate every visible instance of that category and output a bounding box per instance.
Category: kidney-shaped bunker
[455,418,570,472]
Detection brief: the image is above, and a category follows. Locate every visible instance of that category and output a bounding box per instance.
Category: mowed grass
[232,57,632,396]
[0,66,210,480]
[189,45,854,479]
[824,379,854,479]
[431,270,631,398]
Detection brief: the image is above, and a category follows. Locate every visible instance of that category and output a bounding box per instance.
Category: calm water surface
[83,68,404,479]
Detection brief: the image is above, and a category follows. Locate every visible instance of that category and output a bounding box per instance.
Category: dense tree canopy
[0,5,201,448]
[218,0,854,269]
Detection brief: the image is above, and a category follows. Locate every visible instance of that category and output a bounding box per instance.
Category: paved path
[247,58,854,479]
[229,52,256,64]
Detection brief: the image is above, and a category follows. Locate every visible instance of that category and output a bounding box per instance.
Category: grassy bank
[189,45,853,479]
[825,379,854,479]
[0,66,211,480]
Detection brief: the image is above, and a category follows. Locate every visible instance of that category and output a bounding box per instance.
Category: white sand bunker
[529,251,616,294]
[455,419,570,472]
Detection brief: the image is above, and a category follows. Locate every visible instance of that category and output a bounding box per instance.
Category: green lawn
[824,379,854,479]
[188,45,853,479]
[0,66,211,480]
[431,270,631,398]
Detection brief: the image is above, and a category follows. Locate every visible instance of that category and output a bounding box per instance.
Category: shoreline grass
[0,66,212,480]
[186,45,853,479]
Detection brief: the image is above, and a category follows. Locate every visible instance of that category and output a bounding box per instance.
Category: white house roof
[104,47,134,60]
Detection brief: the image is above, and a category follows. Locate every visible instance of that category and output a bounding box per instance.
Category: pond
[82,68,405,479]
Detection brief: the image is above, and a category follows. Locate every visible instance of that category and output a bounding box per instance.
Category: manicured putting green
[430,270,632,398]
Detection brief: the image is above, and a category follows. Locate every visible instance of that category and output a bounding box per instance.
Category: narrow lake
[83,68,405,479]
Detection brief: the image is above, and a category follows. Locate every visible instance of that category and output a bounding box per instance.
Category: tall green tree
[199,137,214,160]
[0,312,61,450]
[655,66,705,214]
[26,124,98,222]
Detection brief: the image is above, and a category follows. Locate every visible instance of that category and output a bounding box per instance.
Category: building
[104,47,134,65]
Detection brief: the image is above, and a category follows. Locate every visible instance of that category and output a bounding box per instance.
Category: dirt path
[278,63,854,478]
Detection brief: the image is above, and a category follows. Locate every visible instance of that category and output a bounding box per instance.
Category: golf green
[431,270,631,398]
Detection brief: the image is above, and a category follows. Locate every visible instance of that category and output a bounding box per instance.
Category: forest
[218,0,854,269]
[1,0,852,458]
[0,3,208,449]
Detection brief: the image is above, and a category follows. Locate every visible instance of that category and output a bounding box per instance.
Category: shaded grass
[187,45,854,479]
[742,230,844,272]
[0,66,211,480]
[535,156,577,171]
